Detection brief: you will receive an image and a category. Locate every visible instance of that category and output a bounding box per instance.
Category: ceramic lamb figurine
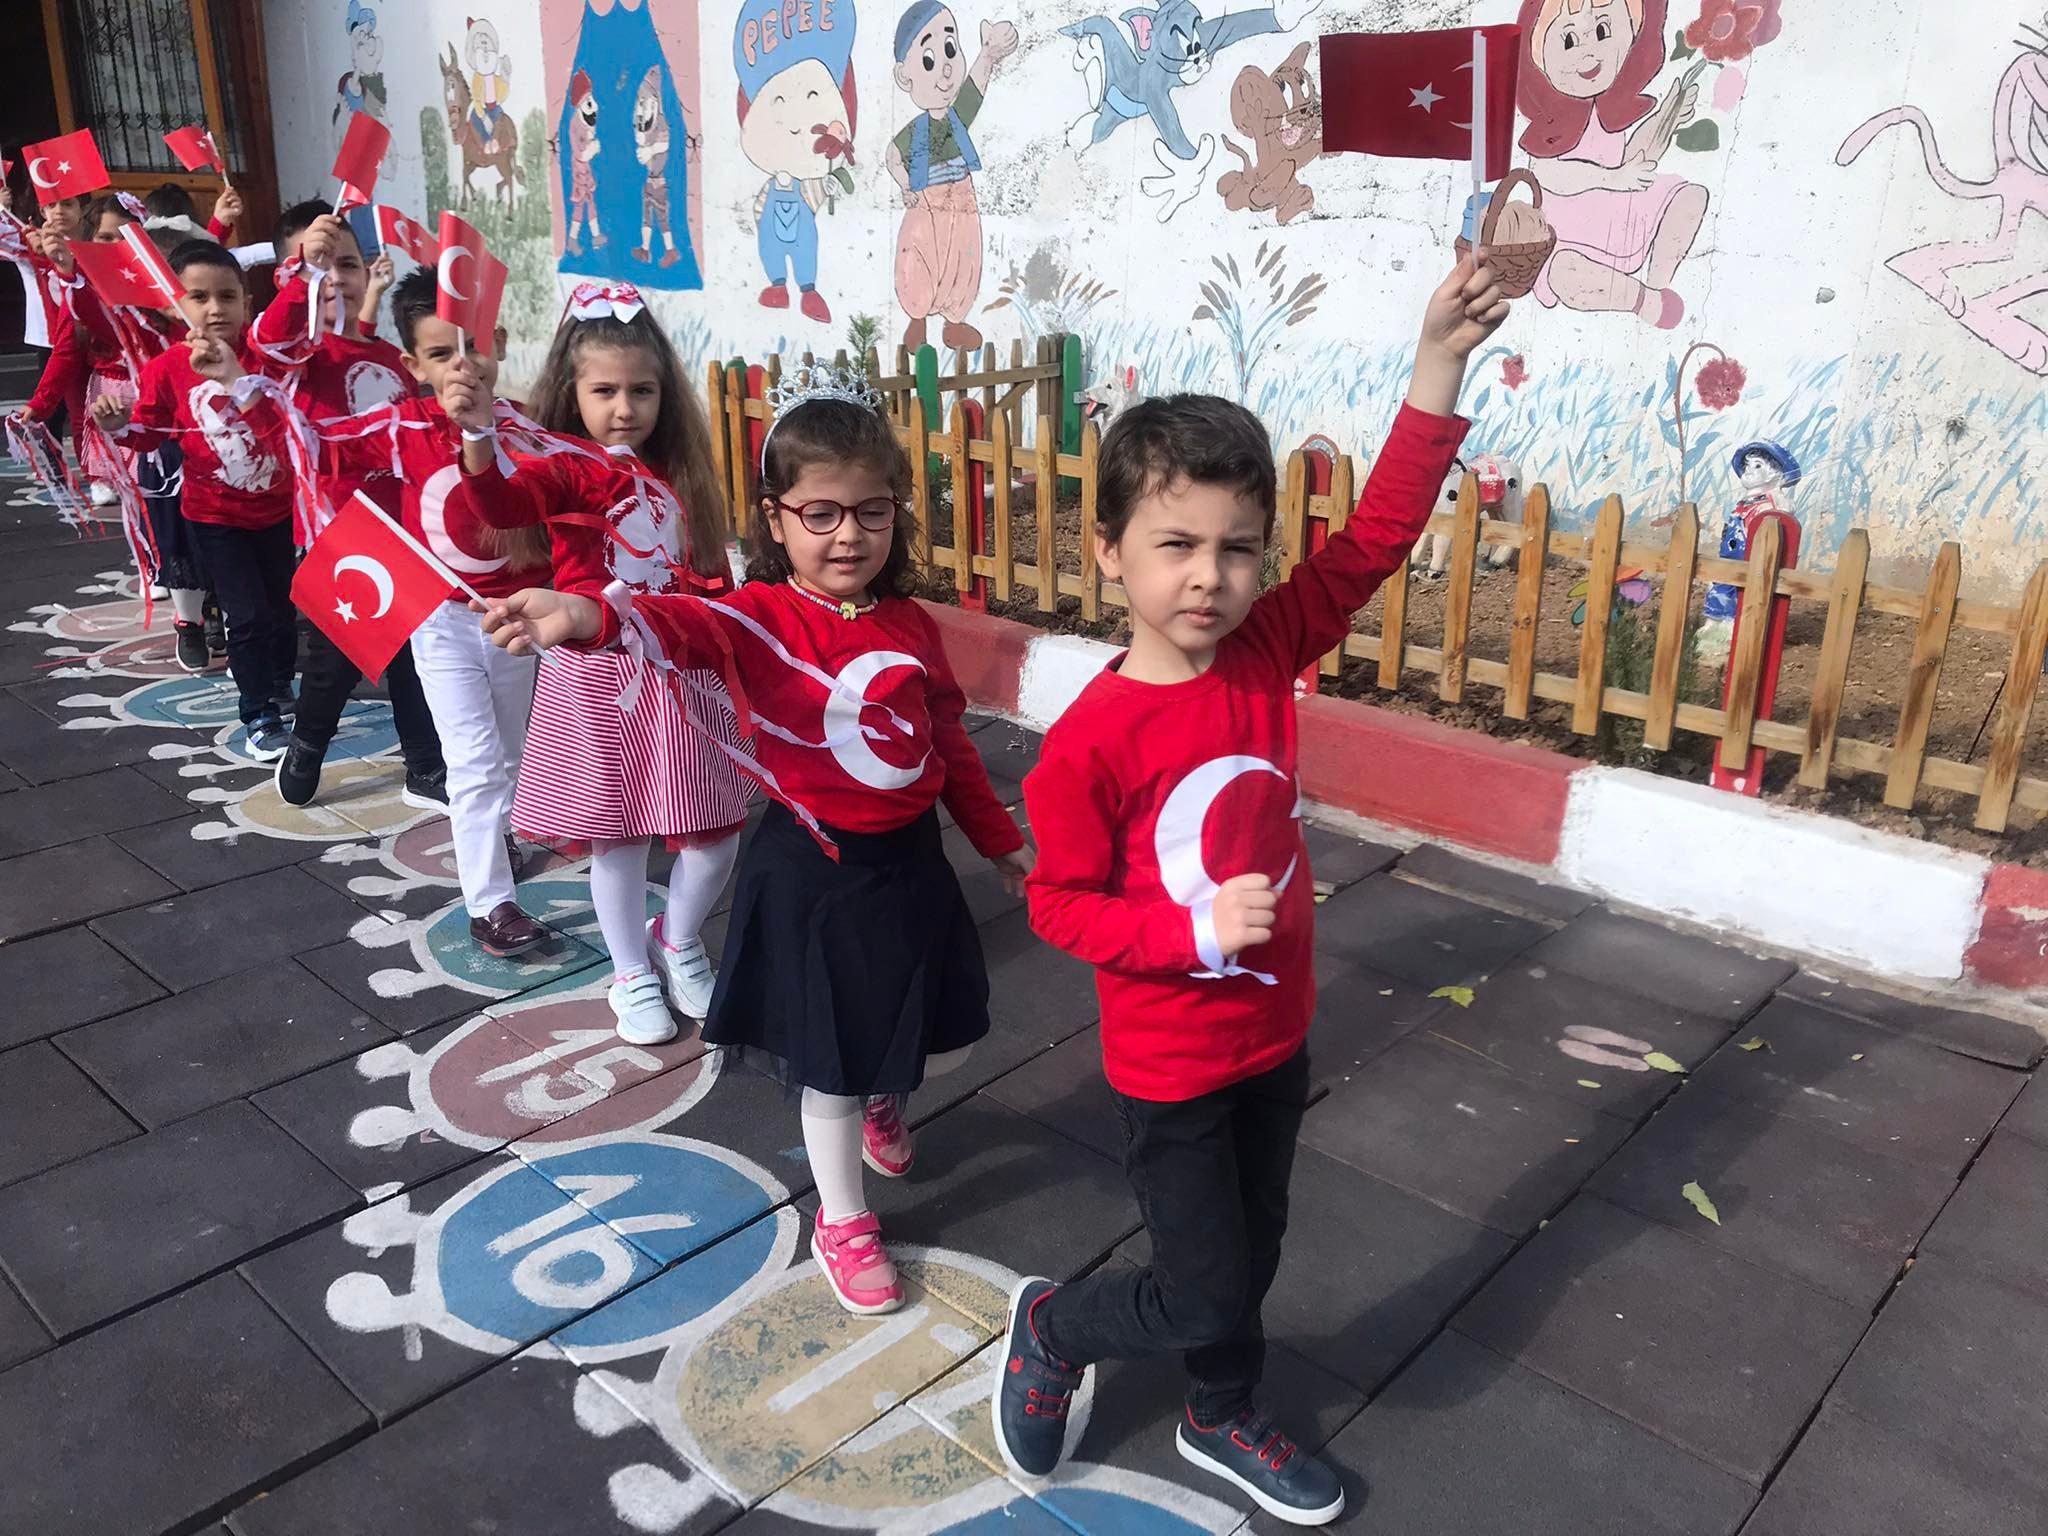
[1412,452,1524,577]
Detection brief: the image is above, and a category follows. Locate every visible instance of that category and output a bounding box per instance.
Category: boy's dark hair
[1096,394,1277,545]
[144,183,197,220]
[389,268,439,352]
[276,197,352,253]
[168,238,240,279]
[746,397,917,598]
[81,193,129,235]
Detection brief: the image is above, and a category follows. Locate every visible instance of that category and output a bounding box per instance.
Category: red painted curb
[1964,863,2048,990]
[1297,693,1580,865]
[920,600,1032,715]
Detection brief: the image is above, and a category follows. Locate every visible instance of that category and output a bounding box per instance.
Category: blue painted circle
[218,697,398,764]
[118,674,241,728]
[433,1140,776,1353]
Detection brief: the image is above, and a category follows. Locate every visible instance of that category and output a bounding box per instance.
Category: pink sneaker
[811,1211,903,1314]
[862,1096,914,1178]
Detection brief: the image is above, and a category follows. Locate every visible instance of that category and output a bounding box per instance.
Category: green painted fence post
[1059,334,1084,496]
[914,345,943,480]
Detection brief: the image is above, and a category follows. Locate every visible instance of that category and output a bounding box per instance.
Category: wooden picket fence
[705,354,2048,834]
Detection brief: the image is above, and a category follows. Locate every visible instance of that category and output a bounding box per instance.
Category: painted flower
[1500,353,1528,391]
[1695,356,1747,410]
[1683,0,1783,64]
[810,120,854,164]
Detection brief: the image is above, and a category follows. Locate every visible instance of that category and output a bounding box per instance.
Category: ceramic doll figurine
[1699,439,1800,657]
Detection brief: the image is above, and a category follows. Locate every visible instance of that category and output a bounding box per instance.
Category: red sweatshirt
[624,581,1027,858]
[252,265,412,518]
[453,444,728,630]
[118,341,292,528]
[317,395,546,600]
[28,283,179,418]
[1022,403,1467,1101]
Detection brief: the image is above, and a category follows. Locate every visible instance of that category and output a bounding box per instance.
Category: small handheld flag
[163,126,226,177]
[290,492,461,682]
[375,205,439,266]
[1319,27,1521,182]
[330,112,391,209]
[118,225,182,306]
[22,130,110,203]
[67,237,173,310]
[434,211,497,340]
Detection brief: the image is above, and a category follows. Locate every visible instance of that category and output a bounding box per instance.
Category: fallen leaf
[1576,1078,1602,1089]
[1850,1053,1864,1061]
[1378,989,1394,997]
[1737,1037,1769,1052]
[1681,1181,1722,1225]
[1430,985,1476,1007]
[1642,1050,1686,1074]
[1313,879,1336,906]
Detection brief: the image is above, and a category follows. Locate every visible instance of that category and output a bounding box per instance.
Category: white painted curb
[1015,632,1116,729]
[1557,767,1992,982]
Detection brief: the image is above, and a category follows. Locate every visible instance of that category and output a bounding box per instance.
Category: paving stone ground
[1,468,2046,1535]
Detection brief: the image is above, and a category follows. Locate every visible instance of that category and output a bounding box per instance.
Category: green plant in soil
[1594,593,1705,764]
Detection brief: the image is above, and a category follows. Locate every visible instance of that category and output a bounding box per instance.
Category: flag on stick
[330,112,391,209]
[375,205,438,266]
[1319,27,1521,181]
[164,126,226,178]
[22,130,109,203]
[290,491,462,681]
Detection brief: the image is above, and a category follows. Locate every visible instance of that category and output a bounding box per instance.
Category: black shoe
[204,606,226,657]
[274,735,325,807]
[470,901,548,958]
[1175,1405,1344,1527]
[401,766,449,811]
[173,621,208,674]
[244,712,292,763]
[992,1277,1085,1479]
[270,690,297,721]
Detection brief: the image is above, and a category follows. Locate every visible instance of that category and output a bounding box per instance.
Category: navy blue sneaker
[1176,1404,1344,1526]
[245,712,291,762]
[992,1277,1086,1479]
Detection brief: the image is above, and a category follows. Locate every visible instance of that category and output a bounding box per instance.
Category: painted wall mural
[261,0,2048,600]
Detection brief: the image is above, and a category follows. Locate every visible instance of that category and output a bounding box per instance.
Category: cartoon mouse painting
[1060,0,1324,221]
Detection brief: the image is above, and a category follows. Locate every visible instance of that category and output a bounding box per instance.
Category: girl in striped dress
[446,283,752,1045]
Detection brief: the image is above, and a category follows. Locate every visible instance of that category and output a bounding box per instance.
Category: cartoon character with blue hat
[1703,439,1801,626]
[735,0,857,324]
[334,0,387,126]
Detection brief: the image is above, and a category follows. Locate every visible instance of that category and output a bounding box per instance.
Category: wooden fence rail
[707,353,2048,833]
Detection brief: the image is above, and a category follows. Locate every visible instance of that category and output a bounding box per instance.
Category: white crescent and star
[417,462,506,576]
[1154,754,1303,908]
[438,244,474,302]
[819,650,927,790]
[332,554,395,620]
[27,157,55,190]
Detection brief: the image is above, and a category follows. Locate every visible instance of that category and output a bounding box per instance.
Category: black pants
[1036,1048,1310,1426]
[136,443,204,592]
[188,519,297,725]
[295,625,444,771]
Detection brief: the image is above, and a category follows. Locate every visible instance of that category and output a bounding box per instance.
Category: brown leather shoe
[470,902,547,958]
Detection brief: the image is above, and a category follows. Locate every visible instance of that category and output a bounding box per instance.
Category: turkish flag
[22,129,109,203]
[291,491,460,681]
[473,250,507,343]
[1320,27,1520,180]
[118,225,182,306]
[435,211,496,337]
[330,112,391,204]
[163,126,223,174]
[375,205,438,266]
[67,237,172,310]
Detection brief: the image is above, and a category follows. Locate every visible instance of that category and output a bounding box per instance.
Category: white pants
[410,601,536,916]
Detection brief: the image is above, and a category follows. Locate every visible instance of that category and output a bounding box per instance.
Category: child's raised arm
[1242,258,1508,673]
[913,607,1028,866]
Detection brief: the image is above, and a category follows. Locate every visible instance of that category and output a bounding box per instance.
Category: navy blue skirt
[705,801,991,1097]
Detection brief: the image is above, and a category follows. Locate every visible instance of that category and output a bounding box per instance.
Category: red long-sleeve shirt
[251,265,412,518]
[118,341,292,528]
[28,283,179,418]
[624,580,1027,858]
[1022,403,1467,1101]
[316,395,547,600]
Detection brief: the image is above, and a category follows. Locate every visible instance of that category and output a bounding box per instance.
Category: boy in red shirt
[993,258,1510,1526]
[252,202,447,814]
[93,241,297,760]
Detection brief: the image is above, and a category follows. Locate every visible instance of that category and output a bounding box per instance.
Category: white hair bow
[565,281,646,325]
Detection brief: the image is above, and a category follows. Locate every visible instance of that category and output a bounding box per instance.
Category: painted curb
[918,600,2032,997]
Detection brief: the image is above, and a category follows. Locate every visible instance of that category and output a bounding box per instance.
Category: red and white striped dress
[450,446,753,848]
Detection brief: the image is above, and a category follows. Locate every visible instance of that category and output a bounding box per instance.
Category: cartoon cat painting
[1060,0,1324,221]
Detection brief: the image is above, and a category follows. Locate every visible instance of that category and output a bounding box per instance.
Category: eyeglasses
[771,497,904,535]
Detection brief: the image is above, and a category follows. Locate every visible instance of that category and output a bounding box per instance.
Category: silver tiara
[761,363,884,462]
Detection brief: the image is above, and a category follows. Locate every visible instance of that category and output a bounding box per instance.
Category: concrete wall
[264,0,2048,596]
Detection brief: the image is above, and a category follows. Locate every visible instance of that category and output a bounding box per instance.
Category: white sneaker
[648,914,716,1019]
[89,481,118,508]
[608,970,676,1046]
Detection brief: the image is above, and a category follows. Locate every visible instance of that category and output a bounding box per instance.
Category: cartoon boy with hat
[334,0,387,125]
[887,2,1017,352]
[734,0,857,323]
[565,67,605,256]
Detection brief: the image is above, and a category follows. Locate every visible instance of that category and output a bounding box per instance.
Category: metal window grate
[61,0,212,175]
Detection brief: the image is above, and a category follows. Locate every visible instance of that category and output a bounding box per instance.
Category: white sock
[169,588,204,624]
[658,831,739,952]
[924,1045,973,1079]
[640,223,652,247]
[801,1088,866,1222]
[589,838,653,977]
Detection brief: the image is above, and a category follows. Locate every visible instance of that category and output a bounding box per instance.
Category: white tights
[802,1046,973,1221]
[588,831,741,980]
[169,588,205,624]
